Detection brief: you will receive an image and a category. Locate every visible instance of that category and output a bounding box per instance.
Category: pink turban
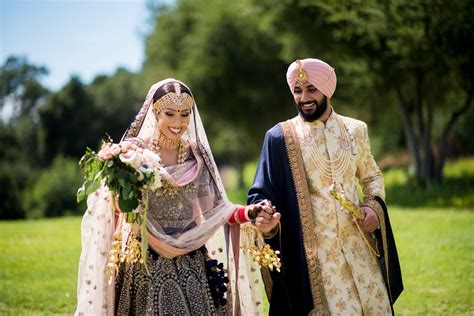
[286,58,337,99]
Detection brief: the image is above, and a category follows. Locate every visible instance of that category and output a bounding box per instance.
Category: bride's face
[156,105,191,140]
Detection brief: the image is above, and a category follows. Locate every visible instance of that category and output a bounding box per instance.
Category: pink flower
[120,141,134,153]
[110,144,121,156]
[98,143,113,160]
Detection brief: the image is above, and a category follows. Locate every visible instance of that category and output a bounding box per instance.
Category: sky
[1,0,151,91]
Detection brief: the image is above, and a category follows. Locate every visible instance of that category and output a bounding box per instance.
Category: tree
[264,0,474,183]
[39,76,101,160]
[0,56,48,113]
[88,68,142,142]
[144,0,295,186]
[0,56,49,218]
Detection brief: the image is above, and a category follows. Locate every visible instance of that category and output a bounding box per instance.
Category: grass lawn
[1,208,473,315]
[390,208,473,315]
[0,217,81,315]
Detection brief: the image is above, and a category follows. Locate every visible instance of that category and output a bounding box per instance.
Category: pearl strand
[299,115,352,180]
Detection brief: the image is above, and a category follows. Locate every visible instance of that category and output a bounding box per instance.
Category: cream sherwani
[290,110,392,315]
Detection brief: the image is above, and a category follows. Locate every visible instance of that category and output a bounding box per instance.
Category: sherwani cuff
[363,196,385,229]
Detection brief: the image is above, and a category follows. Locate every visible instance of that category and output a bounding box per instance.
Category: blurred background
[1,0,473,314]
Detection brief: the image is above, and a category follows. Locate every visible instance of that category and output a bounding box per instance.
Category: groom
[249,58,403,315]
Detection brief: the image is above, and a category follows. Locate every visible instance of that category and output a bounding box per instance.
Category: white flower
[142,149,161,168]
[150,170,162,190]
[119,150,142,169]
[120,140,134,153]
[138,163,154,174]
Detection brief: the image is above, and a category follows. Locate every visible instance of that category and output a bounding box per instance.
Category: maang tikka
[152,83,194,115]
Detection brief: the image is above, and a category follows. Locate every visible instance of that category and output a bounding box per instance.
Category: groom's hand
[255,200,281,234]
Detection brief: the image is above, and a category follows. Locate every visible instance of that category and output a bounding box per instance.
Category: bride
[75,79,270,315]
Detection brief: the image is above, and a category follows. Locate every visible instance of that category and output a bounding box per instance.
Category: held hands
[253,200,281,234]
[357,206,380,233]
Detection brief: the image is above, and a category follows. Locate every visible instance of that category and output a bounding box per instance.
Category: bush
[23,156,85,218]
[384,157,474,208]
[0,161,33,219]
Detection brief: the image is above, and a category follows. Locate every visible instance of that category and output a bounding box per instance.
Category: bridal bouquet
[77,139,162,223]
[77,138,163,280]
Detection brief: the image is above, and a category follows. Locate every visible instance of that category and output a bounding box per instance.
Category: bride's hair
[153,81,192,102]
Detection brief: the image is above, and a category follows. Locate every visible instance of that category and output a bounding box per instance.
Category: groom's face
[293,82,327,122]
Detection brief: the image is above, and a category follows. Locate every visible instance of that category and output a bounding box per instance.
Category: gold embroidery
[280,121,329,315]
[366,197,393,303]
[125,103,149,138]
[290,114,392,314]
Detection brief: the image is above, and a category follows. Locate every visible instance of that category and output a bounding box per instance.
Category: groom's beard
[296,96,328,122]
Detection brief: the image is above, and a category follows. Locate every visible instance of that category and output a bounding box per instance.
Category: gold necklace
[150,131,187,165]
[155,131,180,149]
[299,115,352,180]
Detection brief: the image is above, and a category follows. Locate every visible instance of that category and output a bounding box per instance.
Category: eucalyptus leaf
[118,195,139,213]
[77,186,86,202]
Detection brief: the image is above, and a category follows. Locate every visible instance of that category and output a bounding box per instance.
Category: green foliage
[0,56,48,114]
[0,57,49,218]
[2,0,474,218]
[0,160,31,219]
[23,156,84,218]
[39,77,102,160]
[384,157,474,208]
[82,147,145,210]
[88,68,142,142]
[0,122,43,219]
[257,0,474,181]
[143,0,294,161]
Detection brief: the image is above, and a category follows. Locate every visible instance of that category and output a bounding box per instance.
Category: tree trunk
[416,70,436,183]
[395,84,421,178]
[436,82,474,181]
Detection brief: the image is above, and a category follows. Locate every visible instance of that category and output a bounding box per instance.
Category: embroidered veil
[75,79,263,315]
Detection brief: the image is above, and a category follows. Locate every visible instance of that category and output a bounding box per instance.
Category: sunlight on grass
[1,208,473,314]
[0,217,81,314]
[391,208,473,315]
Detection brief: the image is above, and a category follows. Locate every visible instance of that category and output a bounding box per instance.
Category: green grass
[0,217,81,315]
[391,208,473,315]
[1,209,473,315]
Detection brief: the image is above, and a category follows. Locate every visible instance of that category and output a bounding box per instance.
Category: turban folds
[286,58,337,99]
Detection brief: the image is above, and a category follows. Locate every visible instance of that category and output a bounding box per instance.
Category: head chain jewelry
[152,92,194,114]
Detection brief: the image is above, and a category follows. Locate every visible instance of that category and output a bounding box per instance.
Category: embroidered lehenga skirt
[115,247,225,315]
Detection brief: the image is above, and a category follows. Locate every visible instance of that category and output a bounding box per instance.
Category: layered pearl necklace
[150,131,187,165]
[299,114,353,180]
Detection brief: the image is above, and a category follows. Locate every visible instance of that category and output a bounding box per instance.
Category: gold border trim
[366,197,393,303]
[280,121,329,315]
